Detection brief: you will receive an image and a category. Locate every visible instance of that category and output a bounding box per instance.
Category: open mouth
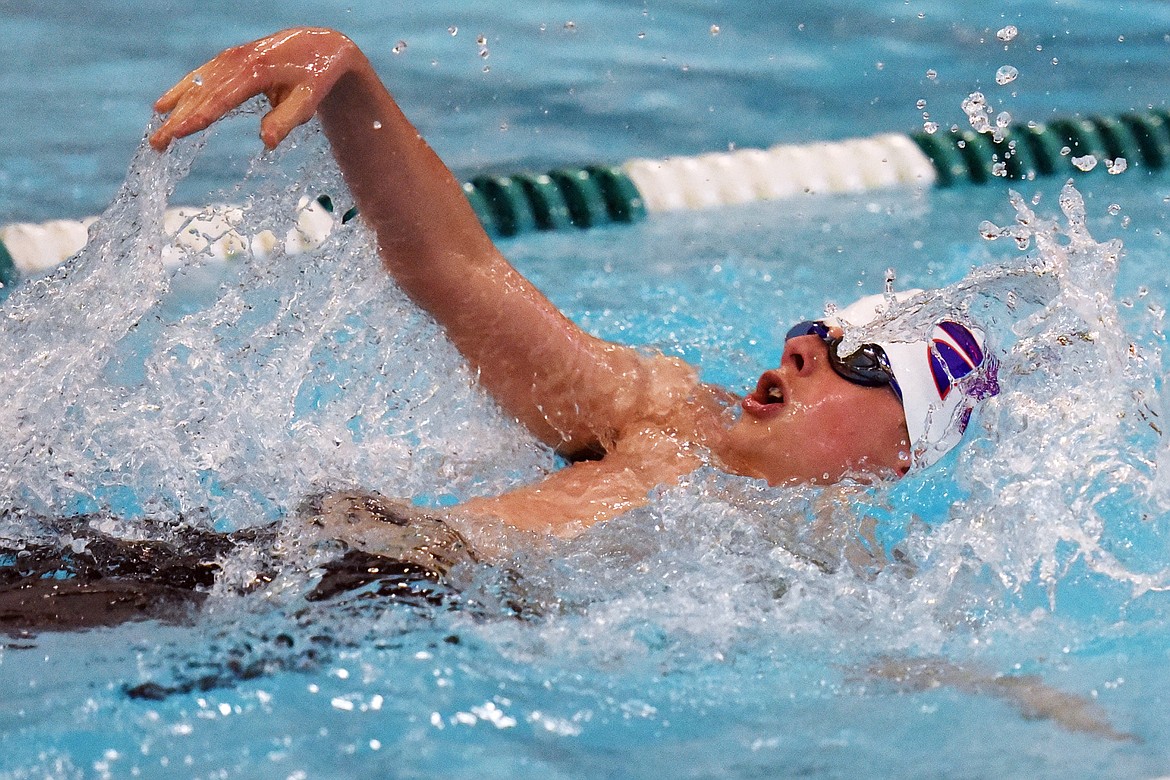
[742,370,787,417]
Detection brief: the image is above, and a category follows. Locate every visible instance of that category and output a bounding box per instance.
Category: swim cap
[828,291,999,469]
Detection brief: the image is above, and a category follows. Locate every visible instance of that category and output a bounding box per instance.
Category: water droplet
[448,26,458,36]
[1107,203,1122,215]
[962,91,993,133]
[916,99,927,110]
[1119,35,1125,42]
[392,40,408,54]
[1107,157,1128,174]
[710,24,721,36]
[1051,57,1060,65]
[1072,155,1098,171]
[978,219,1006,240]
[995,65,1019,85]
[372,120,382,130]
[926,68,938,80]
[997,25,1018,42]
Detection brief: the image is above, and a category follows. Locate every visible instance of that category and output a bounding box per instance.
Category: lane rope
[1,109,1163,286]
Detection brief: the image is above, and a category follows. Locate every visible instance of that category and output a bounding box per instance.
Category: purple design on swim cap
[968,354,1001,400]
[929,321,985,400]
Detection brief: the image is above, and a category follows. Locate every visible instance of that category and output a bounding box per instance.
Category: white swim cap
[829,291,999,469]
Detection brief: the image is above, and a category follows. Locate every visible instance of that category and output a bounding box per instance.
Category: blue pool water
[4,1,1170,778]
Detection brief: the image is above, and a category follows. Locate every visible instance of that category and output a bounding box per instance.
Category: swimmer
[147,27,998,550]
[0,26,1001,634]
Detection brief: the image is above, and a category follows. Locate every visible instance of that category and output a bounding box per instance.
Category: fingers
[154,69,199,115]
[150,68,262,151]
[258,83,320,149]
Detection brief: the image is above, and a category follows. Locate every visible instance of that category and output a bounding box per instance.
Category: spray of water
[0,110,1166,691]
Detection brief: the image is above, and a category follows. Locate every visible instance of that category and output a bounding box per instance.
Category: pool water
[4,1,1170,778]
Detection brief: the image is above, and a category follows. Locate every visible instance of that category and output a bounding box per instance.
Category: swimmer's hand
[150,27,369,152]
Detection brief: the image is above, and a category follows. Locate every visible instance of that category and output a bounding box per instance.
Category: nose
[781,334,830,377]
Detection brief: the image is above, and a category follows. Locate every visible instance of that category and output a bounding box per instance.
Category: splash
[0,112,554,542]
[0,109,1166,690]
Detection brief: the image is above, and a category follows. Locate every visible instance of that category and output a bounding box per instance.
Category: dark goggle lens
[785,320,901,398]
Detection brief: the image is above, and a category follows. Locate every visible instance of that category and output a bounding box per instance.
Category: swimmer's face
[721,332,911,485]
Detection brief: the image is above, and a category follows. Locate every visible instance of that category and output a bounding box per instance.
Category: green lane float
[2,108,1167,285]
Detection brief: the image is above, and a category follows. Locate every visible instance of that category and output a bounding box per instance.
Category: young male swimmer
[148,27,997,546]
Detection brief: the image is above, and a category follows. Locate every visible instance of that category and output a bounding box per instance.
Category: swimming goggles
[785,320,903,401]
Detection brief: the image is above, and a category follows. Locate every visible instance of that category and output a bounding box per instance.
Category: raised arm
[150,28,699,456]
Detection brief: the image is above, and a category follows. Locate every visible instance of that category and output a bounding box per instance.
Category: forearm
[314,50,676,451]
[315,58,496,273]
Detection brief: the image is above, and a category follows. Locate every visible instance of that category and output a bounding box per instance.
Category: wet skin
[148,27,911,542]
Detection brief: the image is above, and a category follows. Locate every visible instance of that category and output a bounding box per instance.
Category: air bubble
[916,99,927,110]
[564,21,577,31]
[192,74,203,86]
[1107,203,1122,215]
[923,121,939,134]
[926,68,938,81]
[372,121,382,130]
[1107,158,1128,175]
[710,25,721,36]
[997,25,1018,42]
[392,40,407,54]
[448,26,458,36]
[995,65,1019,85]
[1072,155,1098,172]
[996,111,1012,128]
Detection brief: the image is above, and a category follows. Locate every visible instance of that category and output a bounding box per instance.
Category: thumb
[258,83,320,149]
